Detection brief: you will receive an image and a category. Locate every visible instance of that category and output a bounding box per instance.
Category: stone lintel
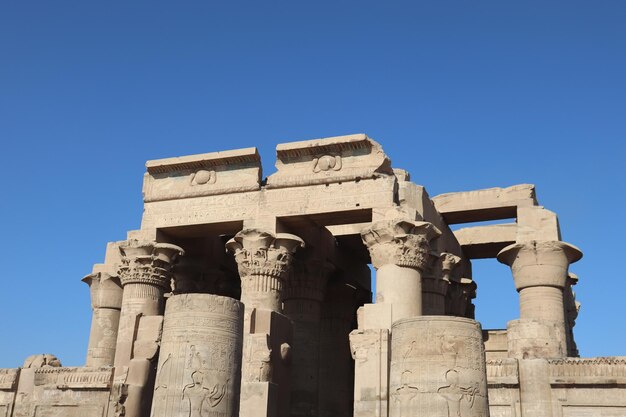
[517,206,561,242]
[141,177,397,230]
[266,133,393,188]
[454,223,517,259]
[432,184,538,224]
[143,147,261,202]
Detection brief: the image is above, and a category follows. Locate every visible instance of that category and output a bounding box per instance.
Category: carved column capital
[117,240,184,290]
[497,240,582,290]
[226,229,303,312]
[226,229,304,280]
[361,218,441,270]
[82,271,123,310]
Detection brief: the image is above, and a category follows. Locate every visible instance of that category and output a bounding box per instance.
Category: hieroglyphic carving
[389,317,489,417]
[151,294,243,417]
[242,334,272,383]
[392,371,419,417]
[437,369,480,417]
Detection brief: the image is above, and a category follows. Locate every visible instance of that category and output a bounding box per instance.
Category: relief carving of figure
[243,334,272,382]
[437,369,479,417]
[183,370,228,416]
[393,371,419,417]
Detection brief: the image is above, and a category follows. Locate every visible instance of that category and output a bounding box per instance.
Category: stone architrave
[114,240,184,369]
[389,317,489,417]
[82,267,123,367]
[150,294,244,417]
[361,218,441,322]
[226,229,304,313]
[497,240,582,359]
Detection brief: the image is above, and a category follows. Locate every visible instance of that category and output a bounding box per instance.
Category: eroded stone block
[267,133,393,188]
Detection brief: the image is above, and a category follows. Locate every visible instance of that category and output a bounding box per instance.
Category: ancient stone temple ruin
[2,134,625,417]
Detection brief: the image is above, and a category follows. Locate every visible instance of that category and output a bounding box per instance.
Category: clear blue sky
[1,1,624,368]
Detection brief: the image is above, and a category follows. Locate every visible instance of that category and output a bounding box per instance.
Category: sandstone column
[319,281,360,417]
[150,294,244,417]
[497,240,582,359]
[283,257,334,417]
[361,218,440,322]
[564,273,580,357]
[114,240,184,368]
[226,229,303,417]
[226,229,304,313]
[423,252,460,315]
[82,267,123,367]
[389,316,490,417]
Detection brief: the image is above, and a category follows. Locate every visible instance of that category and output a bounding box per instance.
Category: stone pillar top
[226,229,304,279]
[82,270,123,309]
[361,217,441,270]
[117,240,184,289]
[497,240,582,290]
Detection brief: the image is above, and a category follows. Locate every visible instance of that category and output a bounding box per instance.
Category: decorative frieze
[548,357,626,385]
[30,367,113,390]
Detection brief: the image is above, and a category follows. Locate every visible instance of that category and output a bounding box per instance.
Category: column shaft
[115,283,165,368]
[86,307,121,367]
[376,264,422,320]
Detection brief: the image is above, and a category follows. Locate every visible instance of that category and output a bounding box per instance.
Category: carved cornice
[117,241,184,289]
[226,229,304,282]
[361,218,441,270]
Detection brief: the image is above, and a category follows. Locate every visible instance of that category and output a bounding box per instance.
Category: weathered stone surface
[266,134,393,188]
[389,317,489,417]
[114,240,184,369]
[83,266,123,367]
[350,328,390,417]
[151,294,243,417]
[4,135,623,417]
[144,147,261,202]
[453,223,517,259]
[433,184,537,224]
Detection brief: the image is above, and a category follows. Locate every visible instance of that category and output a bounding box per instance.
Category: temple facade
[2,134,624,417]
